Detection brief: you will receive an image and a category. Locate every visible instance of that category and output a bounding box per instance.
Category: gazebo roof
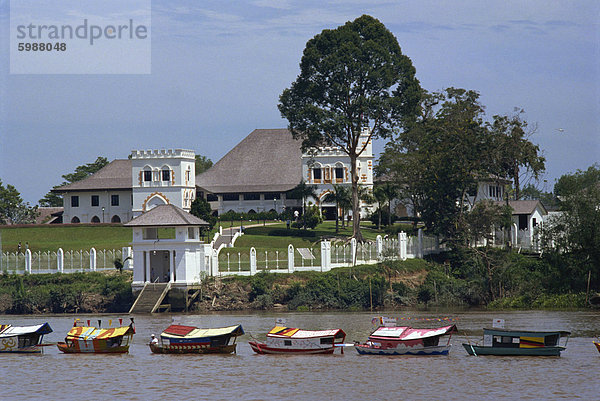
[124,204,209,227]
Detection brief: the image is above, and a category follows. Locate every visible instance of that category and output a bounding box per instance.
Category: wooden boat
[0,323,53,353]
[57,320,135,354]
[355,318,457,355]
[463,327,570,356]
[249,326,346,355]
[149,324,244,354]
[593,341,600,353]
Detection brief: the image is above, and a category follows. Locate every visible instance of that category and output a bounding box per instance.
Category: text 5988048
[18,42,67,51]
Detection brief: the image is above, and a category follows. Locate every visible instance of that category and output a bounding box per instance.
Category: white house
[124,204,211,292]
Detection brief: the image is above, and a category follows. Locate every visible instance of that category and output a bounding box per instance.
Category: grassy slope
[0,225,132,252]
[0,220,387,254]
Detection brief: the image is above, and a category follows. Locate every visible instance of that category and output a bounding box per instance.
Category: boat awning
[66,325,134,340]
[370,325,457,340]
[0,322,52,338]
[160,324,244,339]
[267,326,346,339]
[483,328,571,337]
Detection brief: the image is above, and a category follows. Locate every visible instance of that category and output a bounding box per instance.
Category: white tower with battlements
[131,149,196,217]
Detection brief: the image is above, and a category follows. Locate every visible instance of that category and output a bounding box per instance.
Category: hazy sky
[1,0,599,204]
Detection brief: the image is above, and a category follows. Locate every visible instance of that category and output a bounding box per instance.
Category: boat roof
[0,323,52,338]
[267,326,346,339]
[369,325,457,340]
[66,325,134,340]
[160,324,244,339]
[483,328,571,337]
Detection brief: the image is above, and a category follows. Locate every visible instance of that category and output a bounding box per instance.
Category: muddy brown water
[2,310,598,400]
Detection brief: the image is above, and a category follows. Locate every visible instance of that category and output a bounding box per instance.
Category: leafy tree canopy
[279,14,421,241]
[195,155,213,174]
[0,180,39,224]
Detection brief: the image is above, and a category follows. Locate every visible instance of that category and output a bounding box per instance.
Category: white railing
[0,248,130,275]
[216,230,443,277]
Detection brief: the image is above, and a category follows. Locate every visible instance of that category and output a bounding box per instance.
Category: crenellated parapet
[131,149,195,160]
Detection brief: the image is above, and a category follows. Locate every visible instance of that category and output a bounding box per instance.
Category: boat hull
[149,343,237,354]
[355,344,451,356]
[462,343,565,356]
[593,342,600,353]
[249,341,335,355]
[57,342,130,354]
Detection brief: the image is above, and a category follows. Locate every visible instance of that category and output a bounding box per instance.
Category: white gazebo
[124,204,211,293]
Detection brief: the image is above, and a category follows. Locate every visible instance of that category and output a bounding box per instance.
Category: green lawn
[0,225,132,253]
[0,220,389,254]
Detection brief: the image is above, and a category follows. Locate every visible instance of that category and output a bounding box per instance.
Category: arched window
[143,166,153,182]
[161,168,171,182]
[312,164,322,182]
[91,216,100,223]
[71,216,80,224]
[248,209,257,215]
[111,215,121,223]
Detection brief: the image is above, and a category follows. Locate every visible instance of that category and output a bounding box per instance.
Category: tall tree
[195,155,213,174]
[278,15,421,241]
[39,156,109,206]
[0,180,39,224]
[488,111,545,200]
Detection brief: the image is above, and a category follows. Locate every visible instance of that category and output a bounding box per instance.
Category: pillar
[57,248,64,272]
[399,232,407,261]
[25,249,32,273]
[250,247,257,275]
[320,241,331,272]
[376,235,383,259]
[90,247,96,271]
[287,244,294,273]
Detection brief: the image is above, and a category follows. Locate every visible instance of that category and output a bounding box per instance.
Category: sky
[1,0,599,205]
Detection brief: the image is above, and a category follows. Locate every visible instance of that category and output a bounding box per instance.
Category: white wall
[63,190,132,224]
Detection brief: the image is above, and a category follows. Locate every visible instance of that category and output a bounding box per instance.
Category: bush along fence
[0,247,132,274]
[216,230,444,277]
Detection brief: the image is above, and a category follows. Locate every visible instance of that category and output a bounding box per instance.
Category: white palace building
[53,128,374,223]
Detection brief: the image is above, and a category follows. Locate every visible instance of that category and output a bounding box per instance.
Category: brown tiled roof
[124,204,209,227]
[196,129,303,194]
[52,160,132,192]
[36,207,64,224]
[493,200,547,215]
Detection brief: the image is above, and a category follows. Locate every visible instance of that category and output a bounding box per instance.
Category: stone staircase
[129,282,171,313]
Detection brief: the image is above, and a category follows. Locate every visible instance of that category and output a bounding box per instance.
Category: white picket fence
[0,248,131,275]
[217,230,444,277]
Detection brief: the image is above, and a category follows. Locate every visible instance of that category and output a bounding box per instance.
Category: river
[1,310,598,400]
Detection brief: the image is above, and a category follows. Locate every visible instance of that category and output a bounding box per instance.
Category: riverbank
[0,258,589,314]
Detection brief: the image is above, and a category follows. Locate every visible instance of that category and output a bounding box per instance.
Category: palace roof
[53,159,132,192]
[196,129,303,194]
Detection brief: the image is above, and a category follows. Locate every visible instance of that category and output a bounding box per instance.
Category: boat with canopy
[249,320,346,355]
[463,320,570,356]
[355,317,457,356]
[57,319,135,354]
[0,323,53,353]
[149,324,244,354]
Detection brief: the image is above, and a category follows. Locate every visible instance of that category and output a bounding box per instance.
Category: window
[320,337,334,345]
[335,167,344,180]
[144,170,152,182]
[162,169,171,181]
[284,340,292,346]
[222,193,239,201]
[111,195,119,206]
[111,215,121,223]
[143,228,158,240]
[71,216,80,223]
[91,195,99,206]
[313,168,322,181]
[243,193,260,201]
[91,216,100,223]
[263,192,280,200]
[207,193,218,202]
[71,196,79,207]
[188,227,197,239]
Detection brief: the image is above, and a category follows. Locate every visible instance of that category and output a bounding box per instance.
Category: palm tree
[288,180,318,227]
[323,184,351,233]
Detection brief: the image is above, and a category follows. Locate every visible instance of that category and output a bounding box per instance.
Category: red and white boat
[355,317,457,356]
[249,324,346,355]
